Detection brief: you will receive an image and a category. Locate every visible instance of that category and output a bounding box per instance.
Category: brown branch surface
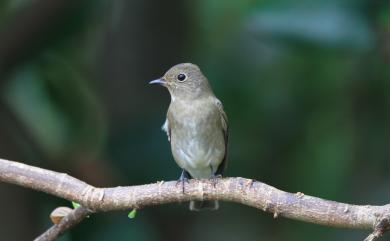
[34,207,91,241]
[0,158,390,240]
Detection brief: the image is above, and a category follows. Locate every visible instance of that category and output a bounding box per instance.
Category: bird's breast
[168,99,225,177]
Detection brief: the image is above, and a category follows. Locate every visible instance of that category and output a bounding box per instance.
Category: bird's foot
[176,177,189,193]
[209,174,222,188]
[176,170,190,194]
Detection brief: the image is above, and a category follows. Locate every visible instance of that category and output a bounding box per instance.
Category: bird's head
[149,63,212,100]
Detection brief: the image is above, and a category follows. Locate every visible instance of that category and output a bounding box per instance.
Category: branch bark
[34,206,91,241]
[0,158,389,241]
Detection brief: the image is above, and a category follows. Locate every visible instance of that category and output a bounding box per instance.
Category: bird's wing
[214,98,228,176]
[161,118,171,142]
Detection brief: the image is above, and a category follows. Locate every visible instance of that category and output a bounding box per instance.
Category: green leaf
[128,209,137,219]
[72,201,81,209]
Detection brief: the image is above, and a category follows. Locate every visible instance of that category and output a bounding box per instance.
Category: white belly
[173,138,225,178]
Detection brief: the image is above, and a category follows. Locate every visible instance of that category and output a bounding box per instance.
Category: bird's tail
[189,200,219,211]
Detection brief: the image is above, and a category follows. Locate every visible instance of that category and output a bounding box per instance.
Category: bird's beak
[149,78,166,85]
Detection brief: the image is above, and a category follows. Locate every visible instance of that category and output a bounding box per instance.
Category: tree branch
[0,158,389,241]
[34,206,91,241]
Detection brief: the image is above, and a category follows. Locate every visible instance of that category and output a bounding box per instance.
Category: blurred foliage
[0,0,390,240]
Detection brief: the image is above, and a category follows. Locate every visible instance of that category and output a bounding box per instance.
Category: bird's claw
[209,175,222,188]
[176,177,189,193]
[177,170,190,194]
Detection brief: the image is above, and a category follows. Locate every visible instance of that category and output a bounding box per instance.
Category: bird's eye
[177,73,187,82]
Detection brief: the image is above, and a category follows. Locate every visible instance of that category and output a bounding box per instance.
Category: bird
[149,63,228,211]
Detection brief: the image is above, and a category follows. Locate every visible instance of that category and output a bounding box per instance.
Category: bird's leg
[209,166,221,187]
[176,170,190,193]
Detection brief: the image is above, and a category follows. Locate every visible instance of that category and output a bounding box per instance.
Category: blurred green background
[0,0,390,240]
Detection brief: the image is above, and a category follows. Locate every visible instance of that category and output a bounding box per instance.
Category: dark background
[0,0,390,240]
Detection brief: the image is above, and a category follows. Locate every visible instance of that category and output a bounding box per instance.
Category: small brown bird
[150,63,228,211]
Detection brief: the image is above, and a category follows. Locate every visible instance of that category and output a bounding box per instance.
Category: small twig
[34,207,92,241]
[364,215,390,241]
